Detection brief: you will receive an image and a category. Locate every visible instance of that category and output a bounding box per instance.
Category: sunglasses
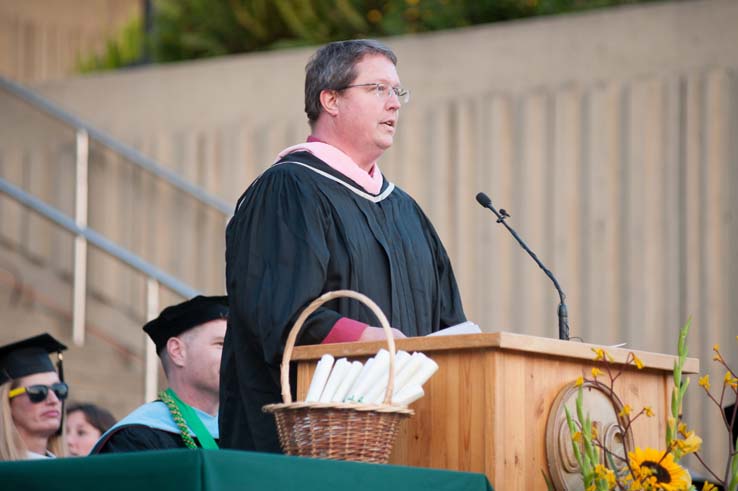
[8,383,69,403]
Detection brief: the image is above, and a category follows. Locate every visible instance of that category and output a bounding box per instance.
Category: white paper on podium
[305,354,334,402]
[426,321,481,337]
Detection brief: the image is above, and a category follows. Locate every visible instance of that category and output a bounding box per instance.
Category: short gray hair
[304,39,397,125]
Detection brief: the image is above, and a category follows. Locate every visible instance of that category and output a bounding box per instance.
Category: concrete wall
[0,0,140,83]
[1,0,736,472]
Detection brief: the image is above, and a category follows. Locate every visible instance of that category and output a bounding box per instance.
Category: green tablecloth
[0,449,493,491]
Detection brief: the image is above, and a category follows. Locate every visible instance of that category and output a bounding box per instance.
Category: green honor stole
[159,388,219,450]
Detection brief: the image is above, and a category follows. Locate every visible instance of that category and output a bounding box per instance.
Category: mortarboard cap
[143,295,228,353]
[0,333,67,385]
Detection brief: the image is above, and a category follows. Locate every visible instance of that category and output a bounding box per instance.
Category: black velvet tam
[143,295,228,353]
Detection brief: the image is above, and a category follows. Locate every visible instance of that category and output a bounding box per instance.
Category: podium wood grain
[292,332,698,490]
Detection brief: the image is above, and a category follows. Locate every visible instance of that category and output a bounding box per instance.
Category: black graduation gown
[91,425,219,453]
[219,151,466,452]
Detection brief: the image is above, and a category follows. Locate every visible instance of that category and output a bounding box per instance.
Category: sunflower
[627,447,692,491]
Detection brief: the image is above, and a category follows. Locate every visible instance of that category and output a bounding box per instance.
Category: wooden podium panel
[291,332,699,491]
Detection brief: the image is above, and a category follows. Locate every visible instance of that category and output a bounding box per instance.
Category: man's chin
[377,136,394,150]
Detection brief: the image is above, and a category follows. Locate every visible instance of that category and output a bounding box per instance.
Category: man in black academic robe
[219,40,466,453]
[92,296,227,453]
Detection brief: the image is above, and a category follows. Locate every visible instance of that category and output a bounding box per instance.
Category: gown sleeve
[93,425,182,453]
[417,205,467,329]
[226,166,344,367]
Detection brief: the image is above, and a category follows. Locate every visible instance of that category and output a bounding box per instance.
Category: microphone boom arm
[476,192,570,340]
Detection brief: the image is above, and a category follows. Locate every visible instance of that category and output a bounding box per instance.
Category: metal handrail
[0,77,222,402]
[0,177,199,299]
[0,76,233,216]
[1,177,198,402]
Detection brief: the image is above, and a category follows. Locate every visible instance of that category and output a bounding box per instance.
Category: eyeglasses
[338,83,410,104]
[8,383,69,403]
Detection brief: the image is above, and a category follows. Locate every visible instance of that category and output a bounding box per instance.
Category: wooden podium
[291,332,699,490]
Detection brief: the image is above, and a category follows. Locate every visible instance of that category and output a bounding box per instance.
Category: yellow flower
[698,374,710,391]
[594,463,616,487]
[575,376,584,387]
[628,447,692,490]
[713,353,723,362]
[632,353,644,369]
[592,347,605,361]
[724,372,738,388]
[702,482,717,491]
[619,404,632,417]
[676,432,702,454]
[644,406,655,417]
[713,343,720,352]
[572,431,582,443]
[591,367,603,378]
[677,422,688,437]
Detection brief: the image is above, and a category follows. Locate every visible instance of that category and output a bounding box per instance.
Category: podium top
[291,331,699,373]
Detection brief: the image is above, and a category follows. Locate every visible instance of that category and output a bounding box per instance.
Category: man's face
[181,319,226,398]
[333,54,402,162]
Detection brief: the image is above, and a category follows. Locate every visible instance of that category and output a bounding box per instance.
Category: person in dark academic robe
[220,39,466,453]
[91,295,227,454]
[0,333,68,461]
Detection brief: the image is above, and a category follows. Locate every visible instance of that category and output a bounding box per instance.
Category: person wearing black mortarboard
[0,333,69,461]
[91,295,227,454]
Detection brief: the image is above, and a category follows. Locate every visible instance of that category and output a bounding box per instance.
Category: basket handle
[279,290,398,406]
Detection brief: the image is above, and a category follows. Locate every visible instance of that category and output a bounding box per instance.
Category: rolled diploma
[364,372,388,405]
[393,350,413,375]
[392,352,425,396]
[318,358,351,402]
[346,349,389,403]
[365,350,412,404]
[305,354,334,402]
[402,353,439,389]
[345,357,375,402]
[331,361,363,402]
[393,384,425,406]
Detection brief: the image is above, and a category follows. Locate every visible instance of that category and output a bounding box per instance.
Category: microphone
[475,192,570,340]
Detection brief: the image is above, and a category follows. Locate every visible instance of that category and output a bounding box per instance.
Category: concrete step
[0,242,166,420]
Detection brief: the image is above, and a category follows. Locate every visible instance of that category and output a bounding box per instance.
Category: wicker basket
[263,290,414,463]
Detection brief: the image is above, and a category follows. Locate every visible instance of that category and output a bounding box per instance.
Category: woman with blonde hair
[0,333,68,460]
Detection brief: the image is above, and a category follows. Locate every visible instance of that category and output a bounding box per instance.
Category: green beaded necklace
[159,388,218,450]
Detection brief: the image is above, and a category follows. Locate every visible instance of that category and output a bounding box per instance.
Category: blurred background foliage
[78,0,661,72]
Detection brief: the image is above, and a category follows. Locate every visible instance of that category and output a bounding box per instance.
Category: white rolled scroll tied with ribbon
[307,347,439,407]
